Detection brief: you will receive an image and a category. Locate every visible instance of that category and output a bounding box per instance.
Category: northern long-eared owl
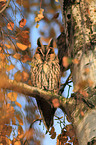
[31,38,60,130]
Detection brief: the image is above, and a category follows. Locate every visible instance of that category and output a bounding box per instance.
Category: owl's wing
[36,97,56,130]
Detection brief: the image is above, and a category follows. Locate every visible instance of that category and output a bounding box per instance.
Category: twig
[30,118,42,128]
[60,73,72,94]
[0,0,11,13]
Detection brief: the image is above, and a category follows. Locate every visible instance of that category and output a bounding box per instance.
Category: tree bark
[59,0,96,144]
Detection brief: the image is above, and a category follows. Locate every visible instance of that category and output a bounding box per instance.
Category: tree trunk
[59,0,96,144]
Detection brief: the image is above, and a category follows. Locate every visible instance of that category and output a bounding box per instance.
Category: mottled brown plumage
[31,38,60,130]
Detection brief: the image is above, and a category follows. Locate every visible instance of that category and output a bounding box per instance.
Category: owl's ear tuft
[37,37,42,47]
[48,38,54,48]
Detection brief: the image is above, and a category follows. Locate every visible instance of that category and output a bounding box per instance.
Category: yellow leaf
[6,64,15,71]
[7,22,14,31]
[7,92,17,101]
[16,42,28,51]
[15,101,22,108]
[35,23,39,28]
[39,8,44,14]
[55,0,59,2]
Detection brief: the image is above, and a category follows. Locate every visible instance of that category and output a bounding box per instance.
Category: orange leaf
[13,53,21,59]
[16,42,28,51]
[14,141,21,145]
[62,56,70,68]
[52,98,60,108]
[80,111,84,117]
[20,30,29,39]
[7,64,15,71]
[14,71,22,82]
[12,117,16,125]
[72,58,79,64]
[0,53,5,60]
[7,92,17,101]
[5,44,11,49]
[28,80,32,86]
[79,90,88,97]
[21,55,31,63]
[7,22,14,31]
[15,101,22,108]
[16,114,23,126]
[19,18,26,28]
[22,71,29,81]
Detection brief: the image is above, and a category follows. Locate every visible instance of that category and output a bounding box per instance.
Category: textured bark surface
[59,0,96,144]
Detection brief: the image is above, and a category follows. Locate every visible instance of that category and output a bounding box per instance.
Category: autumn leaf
[7,22,14,31]
[0,53,5,60]
[18,125,24,135]
[19,18,26,28]
[28,80,32,86]
[14,71,22,82]
[50,132,56,139]
[80,111,84,117]
[62,56,71,68]
[79,90,88,97]
[52,98,60,108]
[12,117,16,125]
[7,92,17,101]
[22,71,29,81]
[21,55,31,63]
[72,58,79,64]
[35,8,44,28]
[6,64,15,71]
[20,30,29,39]
[24,128,34,139]
[16,42,28,51]
[35,23,39,28]
[55,0,59,2]
[5,44,11,49]
[16,114,23,126]
[13,53,21,59]
[14,141,21,145]
[15,101,22,108]
[50,126,55,135]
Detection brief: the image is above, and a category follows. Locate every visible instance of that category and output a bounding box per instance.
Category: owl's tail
[36,97,56,131]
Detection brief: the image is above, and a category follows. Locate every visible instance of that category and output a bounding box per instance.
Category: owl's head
[35,38,56,61]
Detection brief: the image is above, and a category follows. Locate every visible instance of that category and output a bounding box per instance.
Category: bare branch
[0,0,10,13]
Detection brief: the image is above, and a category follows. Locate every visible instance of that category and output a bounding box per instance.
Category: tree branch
[0,0,10,13]
[0,74,76,117]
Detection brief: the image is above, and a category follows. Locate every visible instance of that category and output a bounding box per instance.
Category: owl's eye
[36,48,44,56]
[48,48,55,54]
